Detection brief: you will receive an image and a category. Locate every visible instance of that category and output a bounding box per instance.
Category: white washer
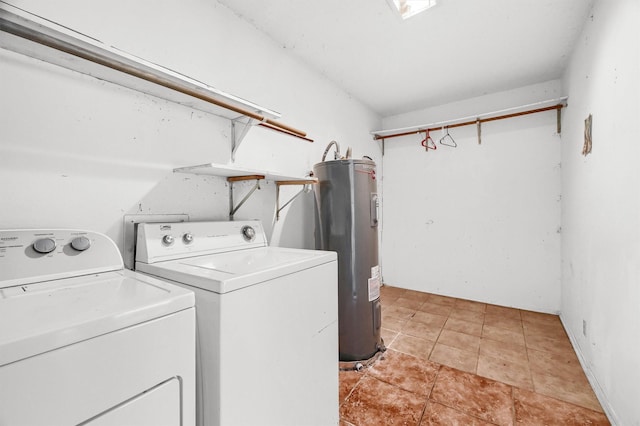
[0,229,196,426]
[135,220,339,426]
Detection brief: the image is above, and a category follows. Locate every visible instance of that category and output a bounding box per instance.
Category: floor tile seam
[381,329,400,347]
[420,399,503,426]
[521,374,605,413]
[435,332,482,355]
[510,386,518,426]
[441,360,538,398]
[426,363,443,399]
[385,301,420,312]
[522,332,574,357]
[476,348,531,373]
[526,360,590,385]
[482,320,527,335]
[528,367,595,393]
[478,335,527,353]
[416,399,430,426]
[521,333,535,388]
[427,323,447,360]
[425,396,504,426]
[478,318,532,378]
[428,341,480,375]
[421,339,554,394]
[477,360,545,395]
[383,312,415,322]
[378,347,443,401]
[513,387,608,417]
[420,361,446,426]
[339,371,368,409]
[364,368,433,400]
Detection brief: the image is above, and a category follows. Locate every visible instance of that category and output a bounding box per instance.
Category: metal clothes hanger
[438,126,457,147]
[420,130,437,151]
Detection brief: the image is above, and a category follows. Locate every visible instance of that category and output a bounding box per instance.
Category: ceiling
[216,0,594,117]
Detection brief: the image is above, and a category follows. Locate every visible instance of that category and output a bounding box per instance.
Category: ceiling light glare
[387,0,437,20]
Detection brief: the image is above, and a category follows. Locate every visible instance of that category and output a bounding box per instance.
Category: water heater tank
[313,158,382,361]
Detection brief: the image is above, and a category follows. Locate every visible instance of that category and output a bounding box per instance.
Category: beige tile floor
[339,285,610,425]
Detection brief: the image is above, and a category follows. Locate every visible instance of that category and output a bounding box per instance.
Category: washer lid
[0,270,194,366]
[136,246,337,294]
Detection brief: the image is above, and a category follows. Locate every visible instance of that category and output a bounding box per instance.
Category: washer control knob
[162,234,175,246]
[70,236,91,251]
[33,238,56,254]
[183,233,194,244]
[241,225,256,242]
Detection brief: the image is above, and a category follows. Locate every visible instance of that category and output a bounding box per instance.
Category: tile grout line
[519,308,537,394]
[416,363,443,425]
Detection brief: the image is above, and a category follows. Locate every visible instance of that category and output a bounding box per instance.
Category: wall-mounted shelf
[0,2,311,151]
[174,163,316,220]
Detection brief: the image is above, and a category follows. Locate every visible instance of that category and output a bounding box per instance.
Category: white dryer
[0,229,196,426]
[135,220,339,426]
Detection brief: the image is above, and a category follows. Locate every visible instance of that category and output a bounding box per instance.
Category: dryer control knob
[241,225,255,242]
[33,238,56,254]
[70,236,91,251]
[162,234,175,246]
[183,233,194,244]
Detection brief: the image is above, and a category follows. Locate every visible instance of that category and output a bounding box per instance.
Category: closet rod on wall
[258,122,314,142]
[0,9,308,140]
[372,97,568,141]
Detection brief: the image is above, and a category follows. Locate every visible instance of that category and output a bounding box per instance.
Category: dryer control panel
[135,220,268,264]
[0,229,123,288]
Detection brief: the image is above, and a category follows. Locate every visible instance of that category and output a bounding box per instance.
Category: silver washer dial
[162,234,175,246]
[241,225,256,242]
[70,236,91,251]
[183,233,194,244]
[33,238,56,254]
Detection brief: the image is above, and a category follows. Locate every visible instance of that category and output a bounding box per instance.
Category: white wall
[560,0,639,424]
[0,0,381,253]
[381,81,563,313]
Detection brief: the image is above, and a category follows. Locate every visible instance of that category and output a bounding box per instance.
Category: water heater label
[368,265,381,301]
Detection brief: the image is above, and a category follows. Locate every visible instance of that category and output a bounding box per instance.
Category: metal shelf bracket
[231,116,259,161]
[276,180,316,220]
[228,175,265,220]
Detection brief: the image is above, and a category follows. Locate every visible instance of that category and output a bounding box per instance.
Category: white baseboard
[559,314,619,425]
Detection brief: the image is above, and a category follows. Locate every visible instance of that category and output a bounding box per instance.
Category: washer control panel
[136,220,267,264]
[0,229,123,288]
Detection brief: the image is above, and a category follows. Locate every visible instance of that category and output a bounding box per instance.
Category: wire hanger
[420,130,437,151]
[438,126,457,147]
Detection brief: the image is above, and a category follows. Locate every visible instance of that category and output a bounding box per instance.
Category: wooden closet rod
[1,15,308,139]
[373,103,565,141]
[258,122,314,142]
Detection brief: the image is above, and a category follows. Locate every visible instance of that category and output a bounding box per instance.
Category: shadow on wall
[271,190,315,250]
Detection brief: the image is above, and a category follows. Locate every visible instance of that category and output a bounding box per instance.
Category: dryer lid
[0,269,194,366]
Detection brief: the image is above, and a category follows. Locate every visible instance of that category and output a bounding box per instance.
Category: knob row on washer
[161,233,194,246]
[32,236,91,254]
